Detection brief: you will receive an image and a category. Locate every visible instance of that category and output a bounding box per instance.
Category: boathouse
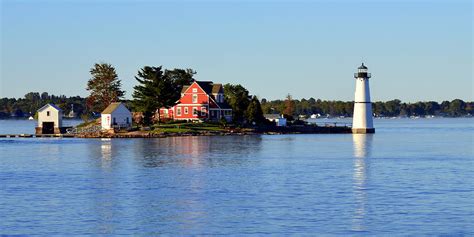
[35,103,64,134]
[101,102,132,130]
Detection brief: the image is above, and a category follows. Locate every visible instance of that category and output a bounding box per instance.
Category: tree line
[1,62,472,121]
[0,92,86,118]
[0,63,265,125]
[261,97,474,118]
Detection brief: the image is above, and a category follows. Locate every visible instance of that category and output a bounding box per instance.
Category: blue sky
[1,0,472,102]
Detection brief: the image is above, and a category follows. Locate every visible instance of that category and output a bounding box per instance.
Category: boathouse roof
[102,102,125,114]
[38,103,62,112]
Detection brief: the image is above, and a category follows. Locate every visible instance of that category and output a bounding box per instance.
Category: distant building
[264,114,287,127]
[36,103,64,134]
[101,102,132,130]
[160,81,233,122]
[66,104,77,118]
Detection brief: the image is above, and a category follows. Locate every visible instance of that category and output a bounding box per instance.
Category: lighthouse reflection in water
[352,134,373,232]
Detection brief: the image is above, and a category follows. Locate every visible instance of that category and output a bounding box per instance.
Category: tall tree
[86,63,125,112]
[164,68,196,92]
[132,66,180,125]
[283,94,295,119]
[448,99,466,116]
[223,84,251,123]
[246,96,265,125]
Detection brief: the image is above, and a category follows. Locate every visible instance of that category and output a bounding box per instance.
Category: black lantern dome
[358,63,368,70]
[354,63,371,79]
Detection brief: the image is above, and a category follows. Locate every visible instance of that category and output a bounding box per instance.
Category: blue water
[1,118,473,235]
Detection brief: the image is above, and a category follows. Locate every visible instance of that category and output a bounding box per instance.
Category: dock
[0,134,76,138]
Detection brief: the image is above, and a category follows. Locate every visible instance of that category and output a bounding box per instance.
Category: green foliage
[246,96,265,124]
[261,98,473,117]
[164,68,196,92]
[223,84,251,123]
[0,93,86,118]
[448,99,465,116]
[132,66,181,125]
[86,63,125,112]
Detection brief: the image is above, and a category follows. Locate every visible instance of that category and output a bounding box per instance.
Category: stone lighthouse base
[352,128,375,134]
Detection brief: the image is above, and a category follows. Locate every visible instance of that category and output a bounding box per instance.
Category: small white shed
[275,116,287,127]
[101,102,132,130]
[264,114,287,127]
[36,103,63,134]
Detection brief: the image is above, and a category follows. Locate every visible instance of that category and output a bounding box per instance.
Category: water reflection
[351,134,373,232]
[93,138,120,233]
[134,136,263,168]
[100,138,113,169]
[130,136,263,233]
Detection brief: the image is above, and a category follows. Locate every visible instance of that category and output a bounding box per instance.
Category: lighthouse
[352,63,375,134]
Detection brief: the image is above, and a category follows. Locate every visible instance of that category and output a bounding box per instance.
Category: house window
[184,107,189,114]
[193,107,198,116]
[177,107,182,116]
[47,111,50,116]
[126,117,129,124]
[216,94,223,103]
[192,94,198,103]
[210,110,215,117]
[192,88,197,93]
[201,107,207,116]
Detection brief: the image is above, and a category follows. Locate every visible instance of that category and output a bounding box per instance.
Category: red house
[159,81,233,122]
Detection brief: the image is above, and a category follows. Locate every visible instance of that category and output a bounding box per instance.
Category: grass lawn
[152,122,226,133]
[76,118,100,128]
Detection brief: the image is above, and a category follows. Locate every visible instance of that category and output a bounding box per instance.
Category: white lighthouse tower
[352,63,375,134]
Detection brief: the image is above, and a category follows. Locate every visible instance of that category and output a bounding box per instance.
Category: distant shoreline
[1,115,473,120]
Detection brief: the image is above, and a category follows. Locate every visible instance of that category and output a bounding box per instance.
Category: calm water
[1,118,473,235]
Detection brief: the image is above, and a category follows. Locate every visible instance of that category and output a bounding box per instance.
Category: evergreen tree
[164,68,196,92]
[223,84,251,123]
[246,96,265,125]
[86,63,124,112]
[132,66,180,125]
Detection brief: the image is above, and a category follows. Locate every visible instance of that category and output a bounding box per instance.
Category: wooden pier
[0,134,76,138]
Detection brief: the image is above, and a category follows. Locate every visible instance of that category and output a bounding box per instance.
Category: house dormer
[211,84,224,103]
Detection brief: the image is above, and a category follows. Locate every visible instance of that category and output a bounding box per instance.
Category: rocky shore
[72,124,352,138]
